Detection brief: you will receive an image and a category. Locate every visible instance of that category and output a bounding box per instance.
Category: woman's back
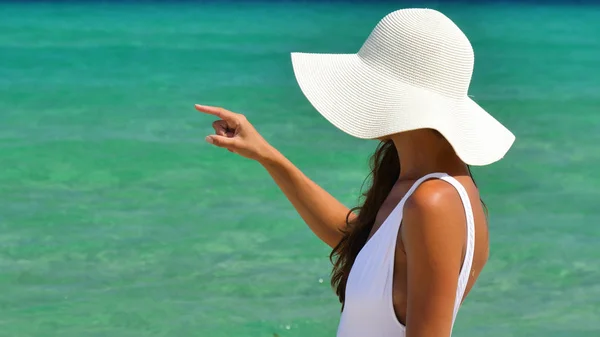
[337,173,489,337]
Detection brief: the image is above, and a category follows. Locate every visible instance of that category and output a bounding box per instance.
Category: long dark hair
[329,139,484,305]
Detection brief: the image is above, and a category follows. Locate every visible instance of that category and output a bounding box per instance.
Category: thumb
[206,135,236,149]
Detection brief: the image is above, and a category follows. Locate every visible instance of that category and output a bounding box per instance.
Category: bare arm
[258,147,352,248]
[402,179,467,337]
[196,105,352,248]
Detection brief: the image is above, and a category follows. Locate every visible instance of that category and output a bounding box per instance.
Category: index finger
[195,105,237,121]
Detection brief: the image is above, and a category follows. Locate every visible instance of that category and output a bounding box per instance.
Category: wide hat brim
[291,52,515,166]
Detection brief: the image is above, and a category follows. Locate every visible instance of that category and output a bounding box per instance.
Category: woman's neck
[390,129,469,181]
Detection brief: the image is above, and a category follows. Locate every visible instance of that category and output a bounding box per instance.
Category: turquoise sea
[1,1,599,336]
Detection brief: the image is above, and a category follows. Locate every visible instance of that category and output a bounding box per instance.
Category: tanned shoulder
[400,178,468,337]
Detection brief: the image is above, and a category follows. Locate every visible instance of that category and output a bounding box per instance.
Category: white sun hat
[291,8,515,166]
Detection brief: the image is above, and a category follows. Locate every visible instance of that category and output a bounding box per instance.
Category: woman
[198,8,514,337]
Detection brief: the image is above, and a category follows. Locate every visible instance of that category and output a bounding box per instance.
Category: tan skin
[197,104,489,337]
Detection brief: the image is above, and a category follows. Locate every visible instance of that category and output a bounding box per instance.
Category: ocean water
[0,1,599,336]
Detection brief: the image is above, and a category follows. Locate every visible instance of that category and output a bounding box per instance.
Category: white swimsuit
[336,172,476,337]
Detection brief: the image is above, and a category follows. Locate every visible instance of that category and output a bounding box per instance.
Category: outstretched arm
[260,148,353,248]
[197,104,353,248]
